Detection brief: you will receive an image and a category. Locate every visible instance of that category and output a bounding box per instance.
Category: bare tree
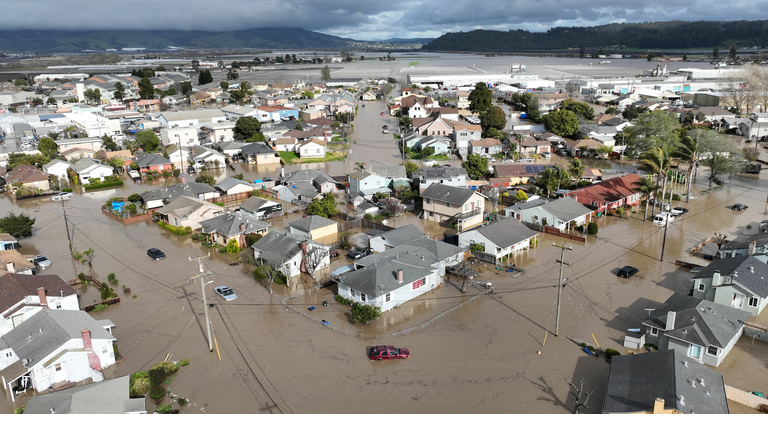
[720,73,755,114]
[744,64,768,113]
[486,187,500,213]
[254,259,280,294]
[301,243,329,281]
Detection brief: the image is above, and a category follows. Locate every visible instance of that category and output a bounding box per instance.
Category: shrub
[150,386,166,401]
[61,188,73,193]
[178,359,190,367]
[275,273,287,285]
[363,213,374,221]
[335,294,353,305]
[605,348,621,359]
[225,238,240,254]
[108,272,116,281]
[253,267,266,279]
[156,403,174,414]
[127,193,142,202]
[14,406,24,414]
[352,303,382,324]
[130,371,151,396]
[132,294,138,298]
[158,221,167,227]
[178,397,188,406]
[218,247,227,253]
[152,361,180,376]
[191,233,200,240]
[78,272,88,284]
[93,303,108,312]
[245,233,262,247]
[587,222,599,235]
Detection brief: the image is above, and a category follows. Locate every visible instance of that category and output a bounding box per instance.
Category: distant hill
[0,28,360,53]
[422,20,768,52]
[379,38,435,44]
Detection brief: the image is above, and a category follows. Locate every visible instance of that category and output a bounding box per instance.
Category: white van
[653,212,677,226]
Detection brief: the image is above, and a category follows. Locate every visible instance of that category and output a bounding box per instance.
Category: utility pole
[660,216,670,262]
[190,254,214,351]
[567,376,593,414]
[58,200,73,253]
[553,243,572,337]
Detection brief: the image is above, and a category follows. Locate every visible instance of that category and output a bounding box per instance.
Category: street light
[174,134,184,175]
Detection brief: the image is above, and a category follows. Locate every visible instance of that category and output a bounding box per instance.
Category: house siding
[337,271,440,313]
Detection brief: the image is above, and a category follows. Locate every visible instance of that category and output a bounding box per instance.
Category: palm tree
[568,158,585,183]
[632,176,659,222]
[537,168,560,197]
[555,167,571,190]
[638,146,671,216]
[672,133,700,203]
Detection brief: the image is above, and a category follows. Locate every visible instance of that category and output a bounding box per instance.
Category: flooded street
[2,151,767,413]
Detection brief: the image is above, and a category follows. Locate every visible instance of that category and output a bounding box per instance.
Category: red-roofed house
[562,174,642,214]
[1,165,52,194]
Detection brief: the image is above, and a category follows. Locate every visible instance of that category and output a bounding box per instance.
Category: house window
[350,289,357,299]
[749,297,759,308]
[425,198,431,205]
[360,293,366,302]
[697,283,705,292]
[650,327,659,336]
[55,363,62,372]
[4,352,11,358]
[446,203,451,209]
[413,278,425,290]
[101,345,108,354]
[690,345,702,359]
[707,346,719,356]
[385,293,391,302]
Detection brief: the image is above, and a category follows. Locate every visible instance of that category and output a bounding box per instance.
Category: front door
[53,362,67,383]
[732,293,745,309]
[690,345,702,360]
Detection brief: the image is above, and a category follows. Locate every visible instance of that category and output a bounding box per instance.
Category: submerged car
[214,285,237,301]
[732,203,748,212]
[370,345,410,361]
[617,266,639,278]
[346,247,371,260]
[147,248,166,260]
[32,254,52,269]
[50,192,73,201]
[671,207,689,216]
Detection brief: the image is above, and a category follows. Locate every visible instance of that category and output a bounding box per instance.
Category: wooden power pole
[553,243,572,337]
[190,254,213,351]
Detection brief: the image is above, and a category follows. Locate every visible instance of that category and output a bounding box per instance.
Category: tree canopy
[306,193,338,218]
[138,77,154,100]
[198,70,213,85]
[234,116,262,140]
[542,110,579,137]
[468,82,493,114]
[461,154,489,180]
[135,130,160,152]
[37,137,58,158]
[0,212,36,238]
[623,111,681,158]
[560,99,595,121]
[480,105,506,131]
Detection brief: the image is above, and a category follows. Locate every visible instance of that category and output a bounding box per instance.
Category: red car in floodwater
[380,112,385,116]
[370,345,410,361]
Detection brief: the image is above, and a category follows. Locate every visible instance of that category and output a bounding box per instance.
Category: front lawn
[279,151,345,165]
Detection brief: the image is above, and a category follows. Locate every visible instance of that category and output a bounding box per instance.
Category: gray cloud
[2,0,765,40]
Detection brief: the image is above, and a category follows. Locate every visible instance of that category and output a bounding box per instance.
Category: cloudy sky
[5,0,760,40]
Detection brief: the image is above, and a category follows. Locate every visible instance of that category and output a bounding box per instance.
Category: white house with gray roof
[641,293,750,367]
[158,109,226,128]
[140,182,217,209]
[421,183,485,231]
[369,225,426,253]
[199,211,270,248]
[251,231,330,279]
[216,177,257,196]
[411,166,468,192]
[336,238,465,312]
[0,309,116,400]
[23,374,147,414]
[239,196,282,219]
[691,254,768,317]
[504,197,592,231]
[72,158,114,185]
[458,217,538,262]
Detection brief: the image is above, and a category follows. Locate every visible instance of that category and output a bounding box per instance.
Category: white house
[335,238,466,312]
[504,197,593,232]
[161,126,199,147]
[0,310,116,401]
[348,170,390,198]
[458,217,538,262]
[72,158,114,185]
[158,109,226,129]
[298,138,326,158]
[216,177,257,196]
[42,160,72,179]
[0,274,80,337]
[165,145,191,168]
[252,231,330,279]
[191,147,227,169]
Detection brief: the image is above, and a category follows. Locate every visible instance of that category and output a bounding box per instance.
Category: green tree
[234,116,262,140]
[622,106,640,120]
[229,89,247,104]
[461,154,489,180]
[32,98,43,105]
[468,82,493,114]
[605,107,620,115]
[560,99,595,121]
[227,69,239,81]
[220,81,229,90]
[180,81,193,96]
[306,193,338,218]
[352,303,382,324]
[712,47,720,58]
[46,97,56,105]
[135,130,160,152]
[568,158,585,183]
[102,134,117,151]
[13,79,28,86]
[632,176,659,222]
[729,45,737,59]
[623,111,681,158]
[225,238,240,254]
[83,88,102,104]
[6,153,50,169]
[704,153,740,187]
[164,87,176,96]
[514,190,528,201]
[198,70,213,85]
[0,212,36,238]
[542,110,579,137]
[536,168,561,197]
[638,146,672,215]
[138,77,154,100]
[195,174,216,186]
[321,65,331,81]
[245,131,266,143]
[480,105,506,131]
[113,82,125,101]
[37,137,58,158]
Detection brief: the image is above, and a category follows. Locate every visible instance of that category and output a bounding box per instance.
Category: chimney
[653,397,665,414]
[81,329,93,350]
[712,271,721,287]
[5,262,14,273]
[82,329,103,372]
[239,223,246,233]
[397,270,403,283]
[666,311,676,331]
[749,240,756,255]
[37,287,48,308]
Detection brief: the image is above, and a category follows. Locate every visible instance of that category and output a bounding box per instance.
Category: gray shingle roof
[72,157,107,173]
[156,195,222,220]
[505,198,549,212]
[239,196,279,213]
[412,166,468,180]
[289,215,336,232]
[133,152,171,168]
[24,375,146,414]
[1,309,115,369]
[694,255,768,298]
[602,350,728,414]
[369,165,407,179]
[0,273,76,315]
[720,232,768,252]
[420,183,477,206]
[642,293,750,349]
[539,197,593,222]
[280,169,336,185]
[199,211,269,237]
[370,224,426,248]
[216,177,255,192]
[335,258,435,298]
[465,217,538,248]
[140,182,216,203]
[252,231,320,265]
[240,142,275,156]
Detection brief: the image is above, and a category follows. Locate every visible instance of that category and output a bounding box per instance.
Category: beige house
[155,196,224,229]
[298,138,326,158]
[288,215,338,240]
[420,183,485,232]
[456,90,470,110]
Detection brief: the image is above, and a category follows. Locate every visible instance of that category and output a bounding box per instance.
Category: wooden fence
[521,221,586,243]
[362,219,393,232]
[337,219,362,232]
[84,296,121,312]
[205,191,252,205]
[674,260,700,269]
[470,249,497,264]
[725,384,768,410]
[101,206,155,224]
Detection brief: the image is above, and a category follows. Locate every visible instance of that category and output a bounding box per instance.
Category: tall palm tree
[672,133,700,203]
[632,176,660,222]
[555,167,571,190]
[568,158,585,183]
[537,168,559,197]
[638,146,671,217]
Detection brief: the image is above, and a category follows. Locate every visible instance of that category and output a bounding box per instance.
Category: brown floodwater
[2,118,768,414]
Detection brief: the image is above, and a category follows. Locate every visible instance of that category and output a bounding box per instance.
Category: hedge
[83,178,124,190]
[61,188,73,193]
[162,223,192,236]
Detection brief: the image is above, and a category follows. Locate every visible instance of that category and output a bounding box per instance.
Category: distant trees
[321,66,331,81]
[622,111,680,158]
[198,70,213,85]
[227,69,239,81]
[83,88,101,104]
[113,82,125,101]
[180,81,193,96]
[138,77,155,100]
[712,47,720,58]
[220,81,229,90]
[560,99,594,121]
[102,134,118,152]
[542,110,579,137]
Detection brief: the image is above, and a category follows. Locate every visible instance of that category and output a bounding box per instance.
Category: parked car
[382,124,388,129]
[671,207,689,216]
[346,247,371,260]
[515,157,534,163]
[380,112,385,116]
[147,248,166,260]
[653,212,677,226]
[187,166,196,174]
[50,192,73,201]
[617,266,639,278]
[541,151,552,159]
[732,203,749,212]
[32,254,51,270]
[263,176,272,182]
[370,345,410,361]
[383,129,389,134]
[329,249,340,259]
[214,286,237,301]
